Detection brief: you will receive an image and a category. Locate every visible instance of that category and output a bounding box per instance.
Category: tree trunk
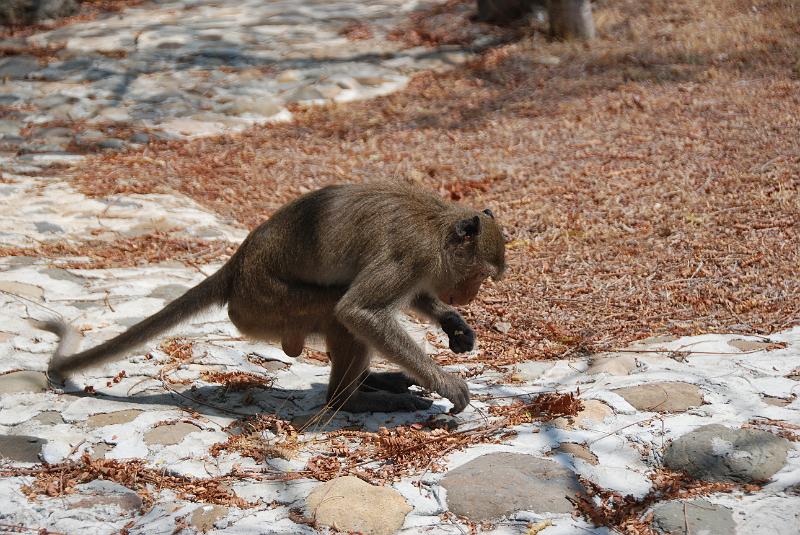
[0,0,80,27]
[547,0,595,40]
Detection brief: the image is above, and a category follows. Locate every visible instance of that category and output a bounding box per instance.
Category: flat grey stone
[97,138,127,150]
[221,96,281,116]
[728,339,779,352]
[664,424,791,483]
[0,56,40,79]
[42,268,86,283]
[586,353,637,375]
[89,442,113,460]
[0,281,43,299]
[148,284,189,301]
[284,86,325,103]
[441,453,580,521]
[65,480,142,512]
[553,399,614,429]
[762,395,792,407]
[129,132,150,144]
[306,476,411,535]
[85,409,143,428]
[652,499,735,535]
[118,316,146,327]
[554,443,598,465]
[34,221,64,234]
[190,504,229,532]
[144,422,201,446]
[31,411,65,425]
[0,434,46,463]
[512,361,554,381]
[0,370,48,394]
[614,382,703,413]
[0,120,21,136]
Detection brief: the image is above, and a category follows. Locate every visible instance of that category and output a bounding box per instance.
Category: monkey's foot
[359,371,416,393]
[334,391,433,413]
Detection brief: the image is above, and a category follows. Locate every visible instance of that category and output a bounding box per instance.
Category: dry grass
[2,453,251,510]
[68,0,800,363]
[0,232,235,269]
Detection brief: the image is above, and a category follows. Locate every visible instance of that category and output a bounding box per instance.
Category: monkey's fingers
[436,373,470,414]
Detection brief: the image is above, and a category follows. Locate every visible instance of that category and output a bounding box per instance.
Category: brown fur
[35,183,505,413]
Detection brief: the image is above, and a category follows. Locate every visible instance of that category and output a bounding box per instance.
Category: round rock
[664,424,791,483]
[440,453,580,521]
[306,476,411,535]
[614,382,703,413]
[652,498,735,535]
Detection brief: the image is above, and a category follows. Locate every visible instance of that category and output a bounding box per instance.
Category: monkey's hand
[434,372,470,414]
[440,312,475,353]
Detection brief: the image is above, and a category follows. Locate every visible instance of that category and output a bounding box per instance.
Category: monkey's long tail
[33,259,236,381]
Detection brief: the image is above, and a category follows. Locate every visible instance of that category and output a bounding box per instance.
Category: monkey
[33,183,505,414]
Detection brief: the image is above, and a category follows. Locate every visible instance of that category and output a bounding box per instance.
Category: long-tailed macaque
[34,183,505,414]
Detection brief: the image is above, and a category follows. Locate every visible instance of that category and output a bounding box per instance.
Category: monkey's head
[440,208,506,306]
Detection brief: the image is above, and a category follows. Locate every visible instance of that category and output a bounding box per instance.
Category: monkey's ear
[482,208,494,219]
[455,215,481,239]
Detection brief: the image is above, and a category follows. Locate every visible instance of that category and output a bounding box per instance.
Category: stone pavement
[1,1,800,534]
[1,0,474,169]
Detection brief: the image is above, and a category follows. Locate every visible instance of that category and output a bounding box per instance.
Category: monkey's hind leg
[325,324,432,413]
[359,371,417,394]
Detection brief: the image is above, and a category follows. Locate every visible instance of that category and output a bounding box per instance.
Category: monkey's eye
[483,208,494,219]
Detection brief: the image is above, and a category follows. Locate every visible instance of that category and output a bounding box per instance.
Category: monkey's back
[235,182,455,290]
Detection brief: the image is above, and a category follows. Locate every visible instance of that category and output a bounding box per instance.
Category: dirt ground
[66,0,800,365]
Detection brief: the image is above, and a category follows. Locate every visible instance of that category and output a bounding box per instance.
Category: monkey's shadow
[66,381,441,432]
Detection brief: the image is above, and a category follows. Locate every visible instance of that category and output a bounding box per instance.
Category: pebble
[305,476,411,535]
[441,453,580,521]
[664,424,791,483]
